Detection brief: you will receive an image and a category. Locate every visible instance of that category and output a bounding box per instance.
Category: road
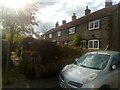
[2,74,61,89]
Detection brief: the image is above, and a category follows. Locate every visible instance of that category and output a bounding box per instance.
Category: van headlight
[83,73,97,83]
[62,65,69,71]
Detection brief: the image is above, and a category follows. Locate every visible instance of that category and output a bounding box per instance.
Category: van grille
[68,81,83,88]
[60,74,64,81]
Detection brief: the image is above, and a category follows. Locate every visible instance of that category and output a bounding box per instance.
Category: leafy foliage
[21,38,83,79]
[1,1,39,72]
[73,34,80,46]
[2,1,38,43]
[22,37,62,63]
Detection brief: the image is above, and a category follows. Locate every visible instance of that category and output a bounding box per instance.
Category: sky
[33,0,119,34]
[0,0,119,34]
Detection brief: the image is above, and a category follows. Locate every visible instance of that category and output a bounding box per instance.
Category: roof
[43,3,119,35]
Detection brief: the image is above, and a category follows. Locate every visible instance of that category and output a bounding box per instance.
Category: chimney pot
[62,20,66,25]
[85,6,91,15]
[73,13,75,16]
[86,6,88,9]
[55,22,59,27]
[105,0,112,7]
[72,13,76,21]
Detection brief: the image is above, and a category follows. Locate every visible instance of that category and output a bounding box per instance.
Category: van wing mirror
[74,58,78,64]
[75,58,78,61]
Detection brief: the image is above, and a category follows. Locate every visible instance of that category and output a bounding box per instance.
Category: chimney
[72,13,76,21]
[62,20,66,25]
[55,22,59,27]
[105,0,112,7]
[85,6,91,15]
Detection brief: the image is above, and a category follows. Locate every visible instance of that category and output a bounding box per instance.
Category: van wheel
[99,85,111,90]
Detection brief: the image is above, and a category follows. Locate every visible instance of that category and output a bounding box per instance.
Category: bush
[22,38,62,63]
[59,46,82,60]
[34,46,83,78]
[36,62,66,78]
[73,34,80,46]
[2,70,17,85]
[22,38,89,79]
[36,40,62,63]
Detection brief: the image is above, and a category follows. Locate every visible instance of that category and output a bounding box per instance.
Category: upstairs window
[49,34,52,38]
[57,31,61,37]
[69,27,75,34]
[89,20,100,30]
[88,40,99,49]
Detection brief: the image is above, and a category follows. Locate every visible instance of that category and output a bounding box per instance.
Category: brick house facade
[42,1,120,51]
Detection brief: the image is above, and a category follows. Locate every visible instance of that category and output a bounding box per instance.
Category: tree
[1,1,38,71]
[73,34,80,47]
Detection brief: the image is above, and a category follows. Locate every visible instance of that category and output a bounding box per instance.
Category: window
[89,22,93,29]
[94,20,99,28]
[88,40,99,49]
[63,41,68,45]
[76,54,110,70]
[89,20,100,30]
[57,41,60,45]
[53,40,56,42]
[43,35,45,39]
[57,31,61,37]
[81,40,87,48]
[69,27,75,34]
[111,54,120,69]
[49,34,52,38]
[68,40,74,45]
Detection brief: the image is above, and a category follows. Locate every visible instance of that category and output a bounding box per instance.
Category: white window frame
[64,41,68,45]
[81,40,87,48]
[57,41,60,45]
[89,19,100,30]
[69,27,75,34]
[57,31,62,37]
[88,40,99,49]
[52,40,56,42]
[49,34,52,38]
[43,35,45,39]
[68,40,74,45]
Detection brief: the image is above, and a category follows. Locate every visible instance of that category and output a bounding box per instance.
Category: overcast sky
[0,0,119,34]
[33,0,119,33]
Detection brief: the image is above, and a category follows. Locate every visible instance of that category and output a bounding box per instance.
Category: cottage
[42,0,120,51]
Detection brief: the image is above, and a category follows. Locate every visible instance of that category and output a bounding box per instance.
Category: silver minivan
[59,51,120,89]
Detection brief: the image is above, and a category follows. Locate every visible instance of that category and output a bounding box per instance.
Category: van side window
[111,54,120,69]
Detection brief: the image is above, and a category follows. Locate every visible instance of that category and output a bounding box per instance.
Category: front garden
[2,37,92,86]
[21,37,91,79]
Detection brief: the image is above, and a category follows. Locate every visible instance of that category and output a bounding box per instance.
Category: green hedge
[22,37,62,63]
[21,38,88,79]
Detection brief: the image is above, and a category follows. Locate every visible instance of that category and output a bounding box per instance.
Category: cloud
[33,21,54,33]
[35,0,119,33]
[36,1,57,9]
